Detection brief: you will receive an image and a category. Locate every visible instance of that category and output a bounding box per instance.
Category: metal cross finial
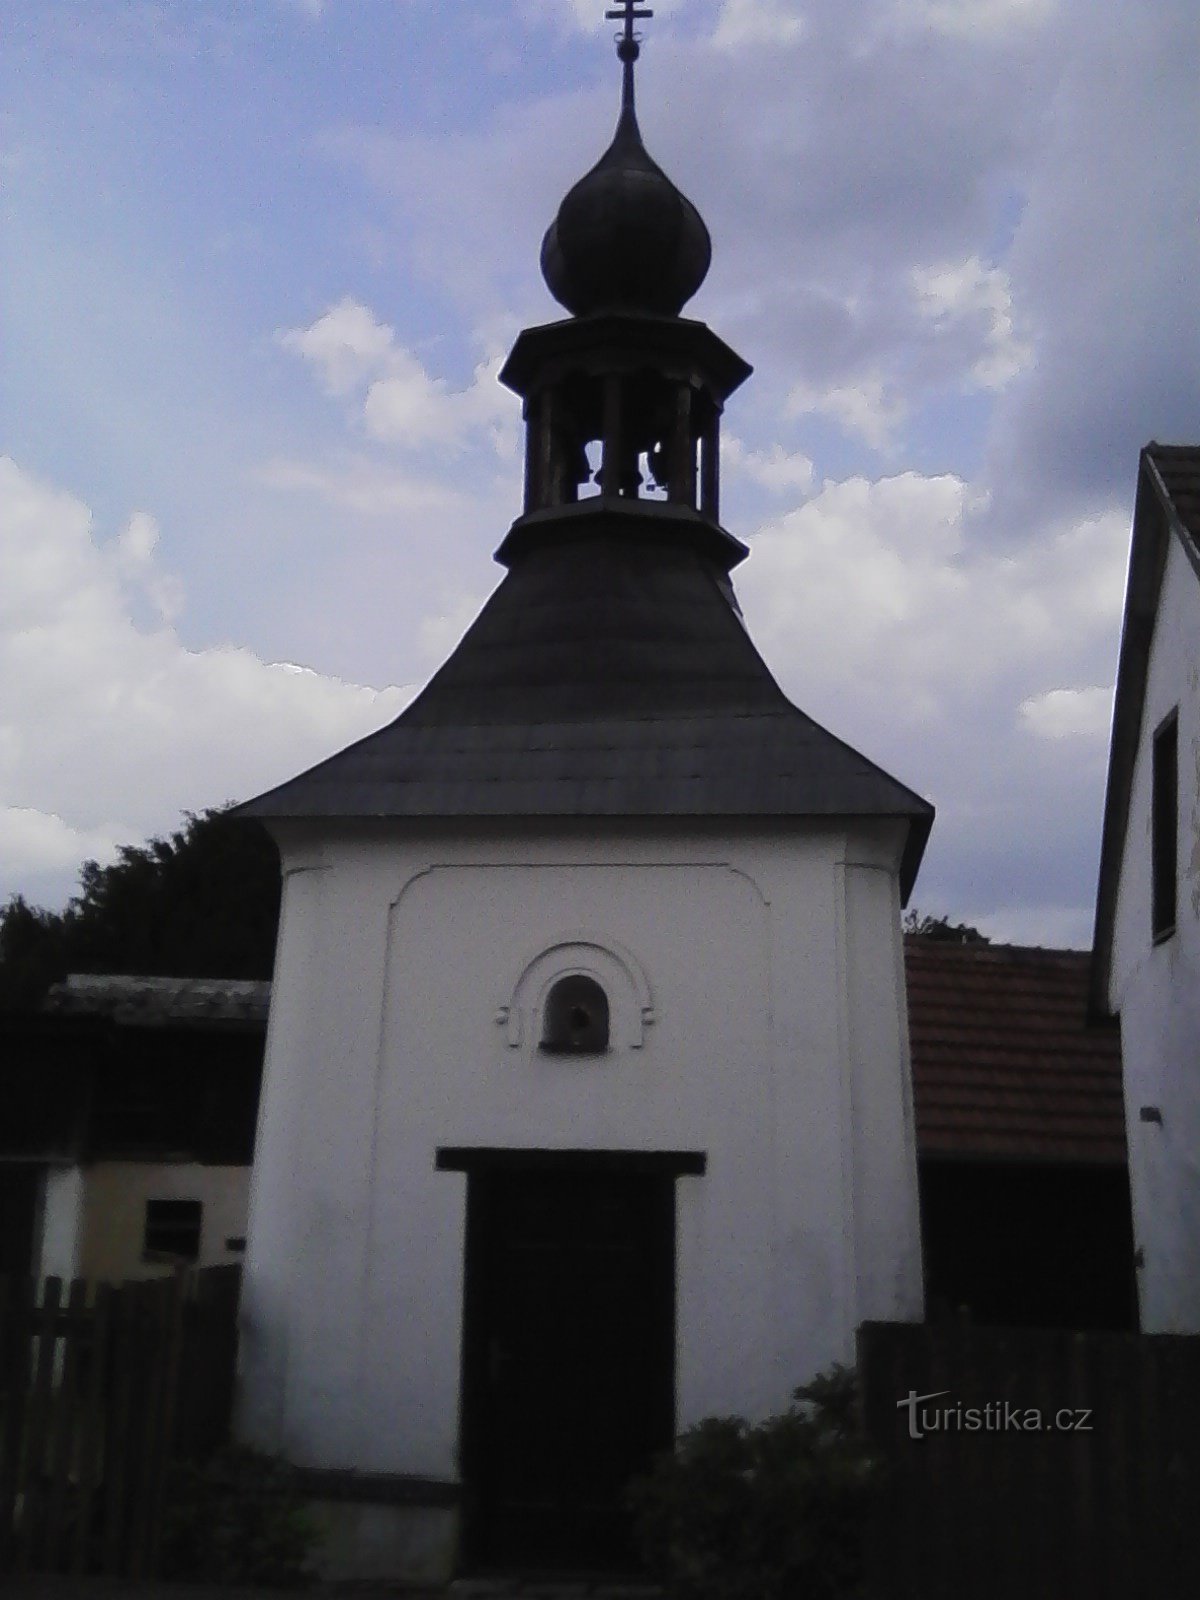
[605,1,652,108]
[606,0,653,52]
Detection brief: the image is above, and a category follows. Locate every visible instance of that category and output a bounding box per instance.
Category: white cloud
[742,472,968,684]
[735,472,1128,930]
[0,808,119,884]
[279,299,516,457]
[785,375,908,453]
[724,438,816,494]
[740,474,1128,716]
[519,0,605,35]
[112,511,184,622]
[1019,684,1112,740]
[889,0,1056,40]
[279,298,397,396]
[364,351,511,453]
[115,509,158,565]
[713,0,806,50]
[912,255,1030,390]
[256,455,475,518]
[0,457,410,908]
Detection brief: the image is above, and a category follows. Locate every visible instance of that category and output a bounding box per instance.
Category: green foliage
[159,1445,319,1586]
[0,807,280,1006]
[902,908,990,944]
[0,895,65,1007]
[628,1365,879,1600]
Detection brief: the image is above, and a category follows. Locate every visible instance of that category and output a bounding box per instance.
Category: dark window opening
[541,975,610,1055]
[143,1198,202,1262]
[1152,711,1178,941]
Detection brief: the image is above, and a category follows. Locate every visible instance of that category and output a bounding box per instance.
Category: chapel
[236,6,933,1580]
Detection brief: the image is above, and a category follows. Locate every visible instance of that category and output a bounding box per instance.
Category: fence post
[15,1276,62,1572]
[72,1280,111,1576]
[144,1269,188,1578]
[43,1277,88,1568]
[0,1276,35,1571]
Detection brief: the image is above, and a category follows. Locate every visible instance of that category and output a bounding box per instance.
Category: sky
[2,0,1197,946]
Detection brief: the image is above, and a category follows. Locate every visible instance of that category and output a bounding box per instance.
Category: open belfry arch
[236,4,932,1581]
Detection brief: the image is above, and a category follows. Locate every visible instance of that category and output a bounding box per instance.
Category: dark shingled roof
[906,938,1126,1166]
[1091,442,1200,1014]
[238,512,933,897]
[1149,442,1200,545]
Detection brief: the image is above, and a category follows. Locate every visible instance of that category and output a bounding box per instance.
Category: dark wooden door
[461,1166,675,1570]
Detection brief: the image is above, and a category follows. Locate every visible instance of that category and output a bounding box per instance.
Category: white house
[1093,442,1200,1334]
[235,16,932,1581]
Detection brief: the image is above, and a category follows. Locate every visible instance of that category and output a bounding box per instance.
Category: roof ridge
[905,937,1090,957]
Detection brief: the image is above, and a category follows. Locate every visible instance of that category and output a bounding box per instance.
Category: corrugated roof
[43,974,272,1028]
[907,938,1126,1165]
[1091,442,1200,1015]
[237,514,932,896]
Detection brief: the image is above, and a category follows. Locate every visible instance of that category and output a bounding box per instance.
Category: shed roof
[42,974,272,1029]
[906,938,1126,1166]
[237,515,933,897]
[1091,442,1200,1014]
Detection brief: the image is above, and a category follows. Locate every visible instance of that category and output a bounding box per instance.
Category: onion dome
[540,28,711,318]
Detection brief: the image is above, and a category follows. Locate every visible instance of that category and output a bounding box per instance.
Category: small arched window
[540,974,610,1055]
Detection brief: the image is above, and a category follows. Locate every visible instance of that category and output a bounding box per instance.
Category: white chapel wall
[239,817,922,1476]
[1110,528,1200,1331]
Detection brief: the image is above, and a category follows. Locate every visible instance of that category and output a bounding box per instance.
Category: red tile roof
[905,938,1127,1166]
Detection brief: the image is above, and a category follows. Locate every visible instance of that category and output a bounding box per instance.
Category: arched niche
[540,973,610,1054]
[495,934,655,1052]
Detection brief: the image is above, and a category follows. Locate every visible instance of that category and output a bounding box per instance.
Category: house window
[540,975,610,1054]
[1151,710,1178,941]
[143,1198,202,1262]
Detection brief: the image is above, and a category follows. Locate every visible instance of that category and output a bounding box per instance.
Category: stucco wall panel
[79,1162,249,1282]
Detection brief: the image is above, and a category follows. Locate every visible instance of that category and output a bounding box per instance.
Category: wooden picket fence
[859,1319,1200,1600]
[0,1266,241,1578]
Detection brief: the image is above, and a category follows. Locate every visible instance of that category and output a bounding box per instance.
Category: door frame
[438,1147,705,1569]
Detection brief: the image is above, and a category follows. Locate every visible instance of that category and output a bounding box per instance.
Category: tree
[0,809,280,1007]
[901,909,990,944]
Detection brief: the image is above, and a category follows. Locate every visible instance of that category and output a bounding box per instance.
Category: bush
[627,1365,878,1600]
[159,1445,319,1586]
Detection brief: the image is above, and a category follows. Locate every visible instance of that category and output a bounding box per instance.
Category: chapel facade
[236,10,932,1580]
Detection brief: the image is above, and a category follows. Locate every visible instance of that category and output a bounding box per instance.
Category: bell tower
[497,3,751,567]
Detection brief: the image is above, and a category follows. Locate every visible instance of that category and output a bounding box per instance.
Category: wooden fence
[0,1266,241,1578]
[859,1319,1200,1600]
